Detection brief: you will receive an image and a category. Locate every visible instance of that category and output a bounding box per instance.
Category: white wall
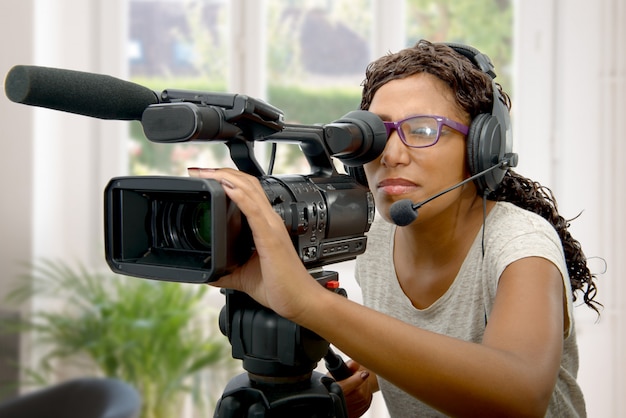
[515,0,626,416]
[0,2,36,395]
[0,0,128,389]
[0,1,35,303]
[29,0,128,265]
[0,0,128,272]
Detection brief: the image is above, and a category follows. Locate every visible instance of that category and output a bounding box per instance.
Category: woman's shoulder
[486,201,565,269]
[490,201,557,235]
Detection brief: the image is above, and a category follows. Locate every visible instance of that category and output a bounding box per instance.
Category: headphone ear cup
[467,113,505,194]
[346,165,369,187]
[467,114,489,178]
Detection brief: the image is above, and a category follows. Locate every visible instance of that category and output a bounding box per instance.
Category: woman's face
[363,72,472,224]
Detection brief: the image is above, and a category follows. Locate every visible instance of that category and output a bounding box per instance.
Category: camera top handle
[141,89,387,178]
[142,90,285,177]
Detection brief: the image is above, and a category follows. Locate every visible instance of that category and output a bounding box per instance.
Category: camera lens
[160,200,212,251]
[192,201,212,248]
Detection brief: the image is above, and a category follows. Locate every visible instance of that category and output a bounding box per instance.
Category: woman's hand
[334,359,377,418]
[188,167,323,321]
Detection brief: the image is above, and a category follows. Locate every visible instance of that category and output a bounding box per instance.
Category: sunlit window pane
[265,0,372,174]
[266,0,371,122]
[404,0,513,95]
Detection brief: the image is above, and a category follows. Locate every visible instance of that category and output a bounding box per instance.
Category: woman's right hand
[188,167,325,322]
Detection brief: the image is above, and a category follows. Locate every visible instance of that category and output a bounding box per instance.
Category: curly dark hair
[360,40,600,313]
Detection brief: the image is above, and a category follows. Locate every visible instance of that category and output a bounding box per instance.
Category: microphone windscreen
[389,199,418,226]
[5,65,159,120]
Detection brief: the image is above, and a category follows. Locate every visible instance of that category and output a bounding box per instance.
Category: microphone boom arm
[413,157,513,211]
[390,155,517,226]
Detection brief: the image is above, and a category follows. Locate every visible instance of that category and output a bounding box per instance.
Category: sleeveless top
[355,202,586,417]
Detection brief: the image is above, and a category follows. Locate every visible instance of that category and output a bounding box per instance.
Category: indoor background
[1,0,624,417]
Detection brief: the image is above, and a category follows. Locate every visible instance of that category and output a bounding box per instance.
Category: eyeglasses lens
[400,116,440,147]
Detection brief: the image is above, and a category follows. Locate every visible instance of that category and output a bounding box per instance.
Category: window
[263,0,372,173]
[127,0,513,176]
[404,0,513,93]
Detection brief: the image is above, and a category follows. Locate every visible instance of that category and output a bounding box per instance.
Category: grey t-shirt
[355,202,586,417]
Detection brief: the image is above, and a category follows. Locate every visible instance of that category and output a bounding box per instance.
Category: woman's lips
[376,178,419,196]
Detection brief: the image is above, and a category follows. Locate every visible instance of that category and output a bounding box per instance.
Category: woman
[189,40,599,417]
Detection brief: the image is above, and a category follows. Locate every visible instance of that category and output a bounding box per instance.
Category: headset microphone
[389,155,517,226]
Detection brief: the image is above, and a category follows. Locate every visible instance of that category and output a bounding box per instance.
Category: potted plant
[5,258,238,418]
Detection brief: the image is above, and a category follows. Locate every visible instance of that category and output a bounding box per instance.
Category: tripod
[214,271,350,417]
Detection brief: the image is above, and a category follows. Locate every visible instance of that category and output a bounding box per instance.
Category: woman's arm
[310,258,564,417]
[189,167,565,417]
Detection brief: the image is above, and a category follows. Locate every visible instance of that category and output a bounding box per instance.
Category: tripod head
[215,271,349,417]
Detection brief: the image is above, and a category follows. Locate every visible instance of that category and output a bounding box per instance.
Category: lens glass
[192,201,212,247]
[158,198,212,251]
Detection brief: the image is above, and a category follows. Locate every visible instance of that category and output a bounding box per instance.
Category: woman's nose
[380,129,410,167]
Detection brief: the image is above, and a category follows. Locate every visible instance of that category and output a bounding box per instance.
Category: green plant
[6,259,237,418]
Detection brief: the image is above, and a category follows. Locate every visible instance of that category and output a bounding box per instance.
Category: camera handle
[214,271,349,417]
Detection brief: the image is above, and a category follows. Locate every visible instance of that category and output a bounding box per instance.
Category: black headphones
[348,42,517,196]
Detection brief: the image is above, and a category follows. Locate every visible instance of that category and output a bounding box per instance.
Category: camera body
[104,91,386,283]
[105,172,374,283]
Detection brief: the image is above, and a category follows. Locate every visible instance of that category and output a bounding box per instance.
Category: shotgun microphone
[5,65,159,120]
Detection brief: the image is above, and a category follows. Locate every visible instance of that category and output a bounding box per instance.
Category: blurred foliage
[5,259,237,418]
[268,84,361,125]
[267,84,362,169]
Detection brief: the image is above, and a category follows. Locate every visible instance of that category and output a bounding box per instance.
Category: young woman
[189,40,599,417]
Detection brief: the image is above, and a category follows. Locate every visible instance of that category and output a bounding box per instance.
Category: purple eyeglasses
[383,115,469,148]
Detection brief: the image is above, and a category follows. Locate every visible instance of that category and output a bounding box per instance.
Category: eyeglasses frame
[383,114,470,148]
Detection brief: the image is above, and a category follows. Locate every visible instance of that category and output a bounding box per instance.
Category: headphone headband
[441,42,497,79]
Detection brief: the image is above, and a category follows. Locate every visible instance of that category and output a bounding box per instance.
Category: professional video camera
[105,90,386,284]
[5,65,388,417]
[3,64,386,283]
